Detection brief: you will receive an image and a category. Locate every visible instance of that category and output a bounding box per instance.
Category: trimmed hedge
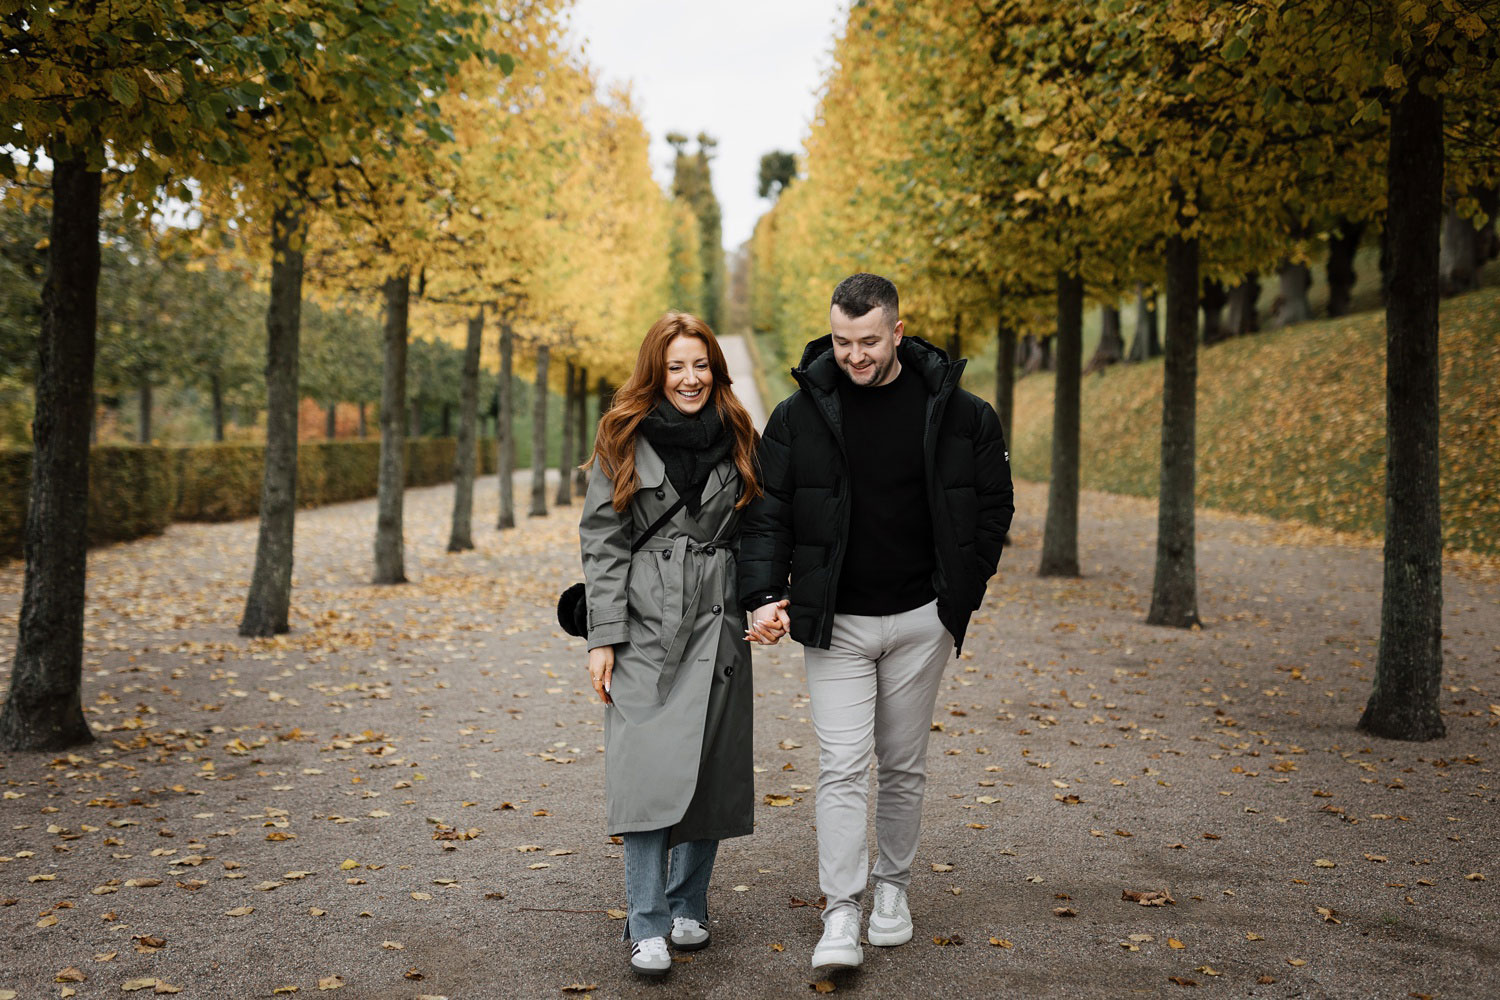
[1,445,177,559]
[2,437,498,559]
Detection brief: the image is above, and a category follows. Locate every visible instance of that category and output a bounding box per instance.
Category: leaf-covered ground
[1010,285,1500,557]
[1,476,1496,999]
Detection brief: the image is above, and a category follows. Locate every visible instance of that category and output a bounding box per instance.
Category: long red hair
[586,312,761,512]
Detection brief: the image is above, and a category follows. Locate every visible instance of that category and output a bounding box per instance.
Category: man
[740,273,1013,970]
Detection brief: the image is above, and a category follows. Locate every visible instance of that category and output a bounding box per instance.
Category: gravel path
[1,475,1496,1000]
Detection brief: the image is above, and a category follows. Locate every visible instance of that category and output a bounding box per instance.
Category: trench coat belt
[634,535,729,704]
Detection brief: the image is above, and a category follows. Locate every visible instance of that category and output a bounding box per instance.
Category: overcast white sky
[564,0,847,252]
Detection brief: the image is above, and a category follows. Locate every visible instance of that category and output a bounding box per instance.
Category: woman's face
[662,334,713,415]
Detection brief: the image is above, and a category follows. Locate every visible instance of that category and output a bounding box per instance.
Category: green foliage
[0,190,47,382]
[670,133,727,330]
[1009,288,1500,556]
[758,151,797,200]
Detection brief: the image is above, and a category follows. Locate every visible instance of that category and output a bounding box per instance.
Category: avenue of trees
[748,0,1500,741]
[0,0,718,750]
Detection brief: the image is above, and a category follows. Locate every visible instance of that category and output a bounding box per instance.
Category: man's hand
[745,599,791,645]
[588,645,614,704]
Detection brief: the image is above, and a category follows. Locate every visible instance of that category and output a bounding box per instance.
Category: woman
[579,312,784,978]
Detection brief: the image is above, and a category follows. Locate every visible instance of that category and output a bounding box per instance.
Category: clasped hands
[587,598,791,705]
[745,599,790,645]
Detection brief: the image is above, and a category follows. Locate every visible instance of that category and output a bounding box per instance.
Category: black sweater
[834,362,936,615]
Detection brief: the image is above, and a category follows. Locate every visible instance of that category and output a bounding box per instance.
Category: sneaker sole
[631,963,671,979]
[866,925,913,947]
[671,936,710,952]
[811,947,863,970]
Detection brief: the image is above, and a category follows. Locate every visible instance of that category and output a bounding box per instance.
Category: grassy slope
[1009,286,1500,556]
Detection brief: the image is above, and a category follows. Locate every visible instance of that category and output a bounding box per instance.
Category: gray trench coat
[579,436,754,845]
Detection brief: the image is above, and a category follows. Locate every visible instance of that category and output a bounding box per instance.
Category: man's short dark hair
[831,273,899,328]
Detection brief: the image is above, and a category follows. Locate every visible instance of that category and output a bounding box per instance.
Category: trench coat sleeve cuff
[587,613,629,651]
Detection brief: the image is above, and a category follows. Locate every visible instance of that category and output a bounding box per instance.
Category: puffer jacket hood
[793,333,961,398]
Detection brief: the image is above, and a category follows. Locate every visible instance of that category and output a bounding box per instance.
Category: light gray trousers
[801,599,951,921]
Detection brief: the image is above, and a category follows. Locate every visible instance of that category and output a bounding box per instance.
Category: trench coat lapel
[634,437,668,490]
[636,436,736,512]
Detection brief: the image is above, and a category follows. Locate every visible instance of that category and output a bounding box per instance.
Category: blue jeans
[622,830,718,942]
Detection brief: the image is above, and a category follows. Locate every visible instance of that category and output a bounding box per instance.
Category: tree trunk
[554,360,574,506]
[1039,268,1083,577]
[0,150,101,750]
[1146,225,1202,629]
[373,271,410,585]
[1085,304,1123,373]
[1128,283,1160,361]
[597,376,614,420]
[1225,272,1261,336]
[573,365,590,493]
[440,402,452,439]
[995,314,1016,439]
[1327,219,1365,317]
[240,196,306,637]
[211,373,225,442]
[1200,278,1229,345]
[137,378,152,443]
[1439,201,1480,296]
[496,319,515,529]
[529,343,549,517]
[357,401,367,438]
[325,402,337,439]
[448,304,483,552]
[1359,77,1445,741]
[1273,261,1312,327]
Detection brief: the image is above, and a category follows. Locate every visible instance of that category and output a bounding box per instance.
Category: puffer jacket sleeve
[737,398,796,610]
[973,399,1015,579]
[579,460,632,651]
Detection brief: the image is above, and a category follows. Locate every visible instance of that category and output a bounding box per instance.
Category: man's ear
[892,318,904,346]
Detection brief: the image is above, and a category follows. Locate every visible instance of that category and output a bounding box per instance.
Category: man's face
[830,304,903,387]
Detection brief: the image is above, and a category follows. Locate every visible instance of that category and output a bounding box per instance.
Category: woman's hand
[745,599,791,645]
[588,645,615,704]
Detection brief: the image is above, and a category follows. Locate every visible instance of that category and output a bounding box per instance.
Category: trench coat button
[661,550,671,560]
[704,545,716,555]
[655,488,665,499]
[724,666,734,677]
[711,604,722,615]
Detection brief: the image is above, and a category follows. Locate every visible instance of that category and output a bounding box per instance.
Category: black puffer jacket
[738,335,1014,653]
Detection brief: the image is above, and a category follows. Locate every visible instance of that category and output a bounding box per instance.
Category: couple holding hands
[577,273,1014,978]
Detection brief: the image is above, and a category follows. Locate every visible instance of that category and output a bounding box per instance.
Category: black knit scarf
[638,398,733,516]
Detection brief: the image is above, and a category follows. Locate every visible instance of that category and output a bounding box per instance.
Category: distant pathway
[720,334,767,429]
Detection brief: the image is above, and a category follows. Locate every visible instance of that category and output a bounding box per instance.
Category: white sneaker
[811,908,863,970]
[867,882,913,946]
[630,936,671,977]
[671,916,710,951]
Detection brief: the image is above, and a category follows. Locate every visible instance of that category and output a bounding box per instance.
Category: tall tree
[0,0,282,747]
[1038,268,1082,577]
[373,272,411,584]
[529,342,549,517]
[668,132,727,329]
[448,304,484,552]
